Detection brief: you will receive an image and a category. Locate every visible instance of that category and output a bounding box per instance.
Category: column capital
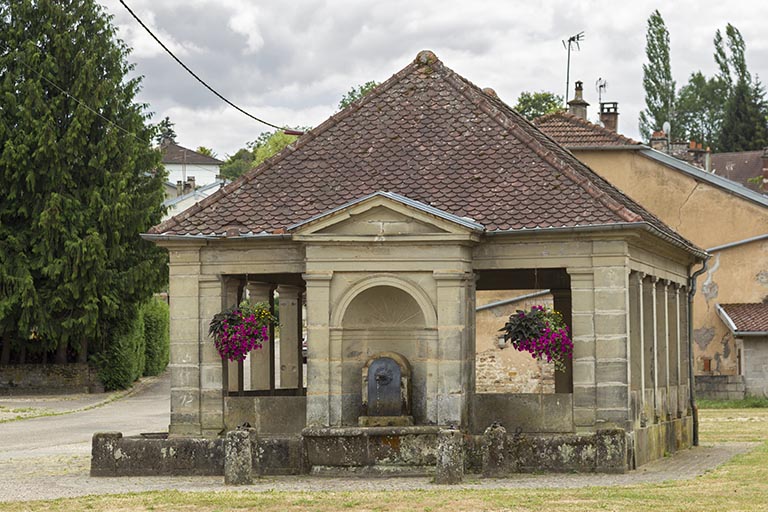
[302,271,333,282]
[433,270,473,281]
[276,284,303,299]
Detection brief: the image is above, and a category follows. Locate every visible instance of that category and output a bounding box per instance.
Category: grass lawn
[1,409,766,512]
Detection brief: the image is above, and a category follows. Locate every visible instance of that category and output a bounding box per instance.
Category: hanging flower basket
[499,305,573,372]
[208,301,276,362]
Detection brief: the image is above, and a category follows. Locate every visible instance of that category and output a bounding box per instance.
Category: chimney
[762,147,768,191]
[599,102,619,132]
[650,130,668,153]
[183,176,196,195]
[567,81,589,119]
[176,180,183,197]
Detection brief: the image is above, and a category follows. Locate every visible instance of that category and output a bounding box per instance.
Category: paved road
[0,373,169,462]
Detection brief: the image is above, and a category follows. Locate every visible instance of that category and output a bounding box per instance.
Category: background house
[160,141,223,187]
[710,149,768,193]
[535,92,768,398]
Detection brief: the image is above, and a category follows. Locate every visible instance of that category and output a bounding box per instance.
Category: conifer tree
[0,0,167,364]
[639,10,676,142]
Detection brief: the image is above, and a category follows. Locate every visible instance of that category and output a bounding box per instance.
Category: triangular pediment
[289,191,483,239]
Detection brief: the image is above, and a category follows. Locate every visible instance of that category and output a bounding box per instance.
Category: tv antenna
[596,78,607,104]
[563,31,585,105]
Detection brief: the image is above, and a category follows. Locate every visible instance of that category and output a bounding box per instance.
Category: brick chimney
[175,180,183,197]
[567,81,589,119]
[599,102,619,132]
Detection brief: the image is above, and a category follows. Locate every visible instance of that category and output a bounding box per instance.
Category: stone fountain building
[142,51,706,474]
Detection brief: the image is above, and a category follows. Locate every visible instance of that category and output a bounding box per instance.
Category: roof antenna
[563,31,585,106]
[596,78,607,105]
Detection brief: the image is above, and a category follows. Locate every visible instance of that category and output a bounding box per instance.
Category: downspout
[687,256,710,447]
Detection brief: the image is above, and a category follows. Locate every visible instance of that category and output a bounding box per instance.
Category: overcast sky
[100,0,768,157]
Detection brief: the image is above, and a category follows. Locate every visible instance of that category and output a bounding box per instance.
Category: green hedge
[142,297,169,376]
[94,306,145,391]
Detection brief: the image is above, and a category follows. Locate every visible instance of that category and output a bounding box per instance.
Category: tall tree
[220,128,307,180]
[338,81,379,111]
[514,91,564,120]
[195,146,216,158]
[155,116,176,144]
[718,77,768,152]
[674,71,726,148]
[0,0,167,364]
[639,10,676,141]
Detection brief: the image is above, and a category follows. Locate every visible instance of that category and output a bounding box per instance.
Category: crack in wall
[676,183,700,230]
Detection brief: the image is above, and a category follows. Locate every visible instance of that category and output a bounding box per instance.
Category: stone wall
[694,375,746,400]
[743,336,768,398]
[91,432,305,477]
[0,363,103,394]
[474,290,555,394]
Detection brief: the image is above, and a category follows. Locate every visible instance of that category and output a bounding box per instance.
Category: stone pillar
[568,268,597,431]
[277,285,302,389]
[655,278,668,419]
[246,282,272,391]
[641,275,655,424]
[552,288,573,393]
[222,277,242,393]
[200,275,225,437]
[304,271,333,426]
[434,270,473,427]
[482,422,507,477]
[435,428,464,484]
[592,263,630,429]
[224,429,253,485]
[668,283,680,416]
[629,272,645,425]
[168,244,203,436]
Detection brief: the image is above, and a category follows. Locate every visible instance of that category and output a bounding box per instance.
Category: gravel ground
[0,375,758,503]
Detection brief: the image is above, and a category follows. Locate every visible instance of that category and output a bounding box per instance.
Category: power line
[119,0,284,131]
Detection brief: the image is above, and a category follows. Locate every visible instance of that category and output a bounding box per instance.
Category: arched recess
[331,273,437,330]
[332,274,438,425]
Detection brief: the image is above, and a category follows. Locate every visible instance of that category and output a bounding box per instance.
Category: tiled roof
[161,141,223,165]
[534,111,641,147]
[718,303,768,334]
[148,51,699,256]
[710,150,765,193]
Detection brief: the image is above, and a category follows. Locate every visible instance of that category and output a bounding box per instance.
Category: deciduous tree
[639,10,676,141]
[514,91,564,121]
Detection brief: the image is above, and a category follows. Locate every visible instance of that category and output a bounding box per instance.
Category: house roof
[710,150,765,192]
[717,303,768,335]
[148,51,701,256]
[534,111,642,148]
[535,112,768,209]
[160,141,223,166]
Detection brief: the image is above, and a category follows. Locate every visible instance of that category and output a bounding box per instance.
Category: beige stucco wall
[574,150,768,376]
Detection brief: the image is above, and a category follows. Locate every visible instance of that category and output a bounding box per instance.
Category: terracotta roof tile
[710,150,765,192]
[720,303,768,333]
[534,111,641,147]
[149,51,698,255]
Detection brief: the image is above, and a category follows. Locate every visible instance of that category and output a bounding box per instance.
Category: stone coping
[302,425,445,437]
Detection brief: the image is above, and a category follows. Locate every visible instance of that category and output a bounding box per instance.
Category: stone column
[641,275,655,424]
[628,272,645,425]
[246,282,272,391]
[222,277,242,393]
[277,285,302,389]
[592,264,630,430]
[649,276,660,421]
[435,428,464,484]
[199,275,225,437]
[168,244,203,436]
[552,288,573,393]
[654,278,668,420]
[567,268,597,431]
[434,270,473,427]
[304,271,333,426]
[667,283,680,416]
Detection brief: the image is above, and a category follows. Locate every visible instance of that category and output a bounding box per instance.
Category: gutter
[707,233,768,253]
[687,256,710,446]
[715,304,768,337]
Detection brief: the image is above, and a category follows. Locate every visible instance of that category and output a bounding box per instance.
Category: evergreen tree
[718,78,768,152]
[0,0,167,364]
[639,10,676,141]
[155,116,176,144]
